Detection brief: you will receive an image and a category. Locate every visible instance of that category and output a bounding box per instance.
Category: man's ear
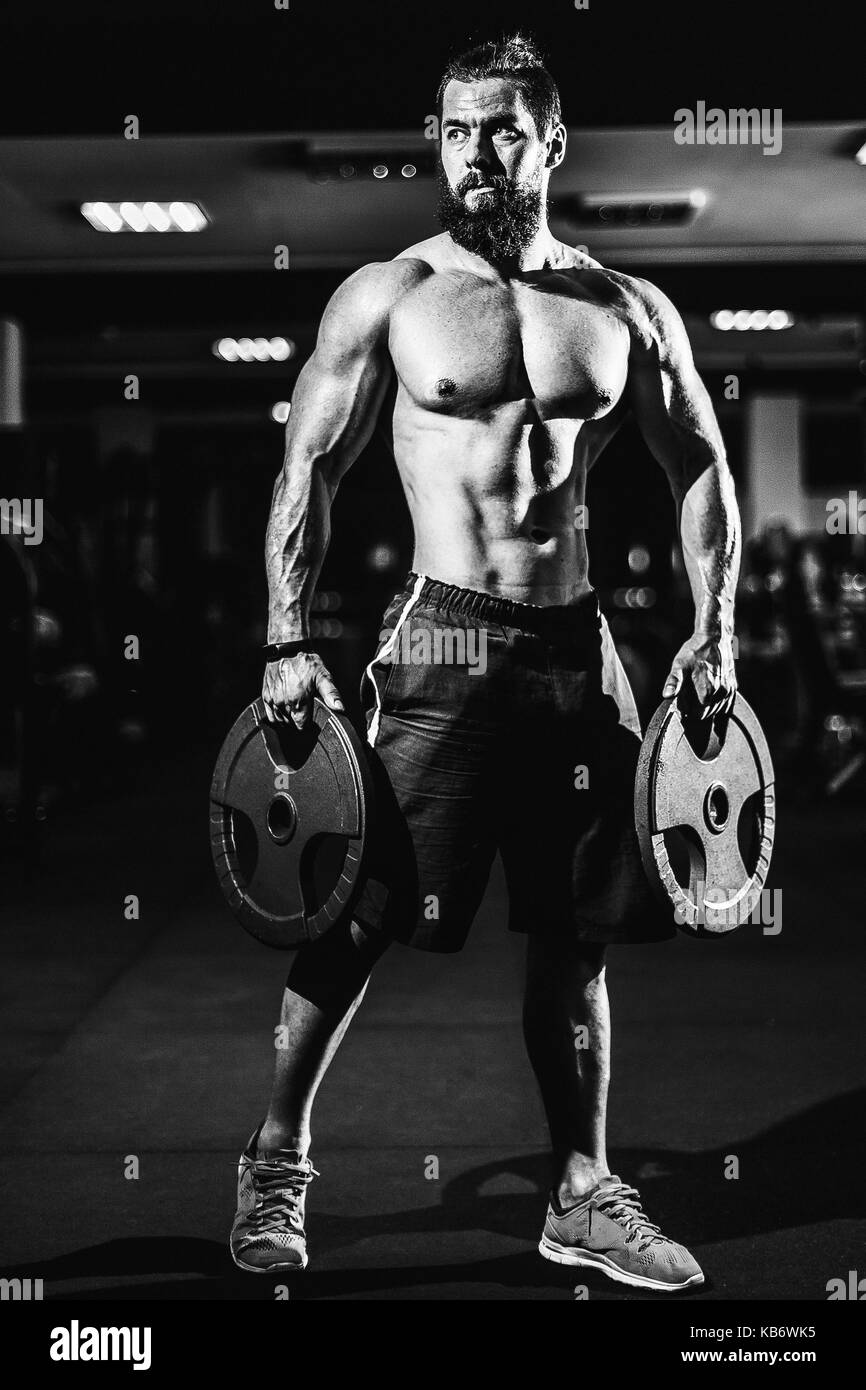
[546,122,567,170]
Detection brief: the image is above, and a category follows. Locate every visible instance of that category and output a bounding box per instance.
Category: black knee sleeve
[286,917,388,1010]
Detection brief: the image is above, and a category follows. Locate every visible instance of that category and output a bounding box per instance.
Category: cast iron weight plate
[634,691,775,936]
[210,697,372,948]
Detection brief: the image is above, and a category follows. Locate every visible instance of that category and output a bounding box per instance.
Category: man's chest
[389,273,631,419]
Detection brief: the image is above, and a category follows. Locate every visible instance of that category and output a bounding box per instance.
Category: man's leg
[525,933,705,1289]
[258,918,389,1156]
[230,918,389,1272]
[522,936,610,1203]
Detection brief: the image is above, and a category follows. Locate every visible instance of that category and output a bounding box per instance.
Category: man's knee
[526,936,607,989]
[286,917,389,1010]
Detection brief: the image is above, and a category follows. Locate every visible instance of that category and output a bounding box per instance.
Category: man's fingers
[262,691,288,724]
[262,657,341,727]
[315,671,345,711]
[287,692,312,728]
[662,666,683,698]
[291,697,318,730]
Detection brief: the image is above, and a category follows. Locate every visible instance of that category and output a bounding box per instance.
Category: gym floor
[1,744,863,1302]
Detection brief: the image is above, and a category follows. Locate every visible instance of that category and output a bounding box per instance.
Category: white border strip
[365,573,427,746]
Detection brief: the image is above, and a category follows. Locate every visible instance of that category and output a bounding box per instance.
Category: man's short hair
[436,33,562,138]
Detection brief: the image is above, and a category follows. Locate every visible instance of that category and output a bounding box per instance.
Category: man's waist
[391,571,601,641]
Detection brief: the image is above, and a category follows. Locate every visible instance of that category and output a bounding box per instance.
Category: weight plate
[634,692,775,936]
[210,697,372,949]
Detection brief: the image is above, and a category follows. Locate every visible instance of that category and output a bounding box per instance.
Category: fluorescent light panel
[81,201,208,232]
[711,309,794,331]
[214,337,294,363]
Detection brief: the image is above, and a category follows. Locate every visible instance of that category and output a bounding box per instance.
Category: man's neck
[446,224,568,280]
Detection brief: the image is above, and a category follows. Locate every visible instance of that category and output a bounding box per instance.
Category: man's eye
[446,129,466,141]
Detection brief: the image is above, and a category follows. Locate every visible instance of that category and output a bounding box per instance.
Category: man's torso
[375,236,647,605]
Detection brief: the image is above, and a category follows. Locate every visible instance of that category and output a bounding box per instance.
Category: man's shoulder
[333,256,430,308]
[578,263,684,349]
[321,257,432,341]
[562,243,604,272]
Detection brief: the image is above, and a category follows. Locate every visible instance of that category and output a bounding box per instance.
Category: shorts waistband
[402,572,601,640]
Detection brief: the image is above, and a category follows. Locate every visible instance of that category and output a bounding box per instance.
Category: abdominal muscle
[391,398,593,606]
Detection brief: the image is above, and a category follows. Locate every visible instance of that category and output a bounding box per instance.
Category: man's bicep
[626,281,725,498]
[284,344,391,481]
[281,266,395,482]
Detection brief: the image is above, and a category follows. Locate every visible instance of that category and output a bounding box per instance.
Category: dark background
[1,0,865,1305]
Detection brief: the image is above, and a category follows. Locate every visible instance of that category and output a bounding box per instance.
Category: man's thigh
[497,626,675,946]
[352,612,504,952]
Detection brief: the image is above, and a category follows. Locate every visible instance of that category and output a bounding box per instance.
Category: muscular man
[230,33,739,1293]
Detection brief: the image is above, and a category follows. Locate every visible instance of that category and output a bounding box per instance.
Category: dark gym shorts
[352,572,675,952]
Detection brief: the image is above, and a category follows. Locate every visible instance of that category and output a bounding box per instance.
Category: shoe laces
[243,1154,319,1234]
[594,1181,664,1251]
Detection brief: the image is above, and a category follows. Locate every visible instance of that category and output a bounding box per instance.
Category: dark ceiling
[2,1,864,424]
[2,0,864,136]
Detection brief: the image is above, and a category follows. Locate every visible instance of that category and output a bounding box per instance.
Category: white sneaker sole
[230,1243,308,1274]
[538,1235,704,1292]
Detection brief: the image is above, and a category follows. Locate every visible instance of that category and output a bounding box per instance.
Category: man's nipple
[435,378,458,398]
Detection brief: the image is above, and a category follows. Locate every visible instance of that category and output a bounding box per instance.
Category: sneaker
[230,1124,319,1274]
[538,1175,704,1292]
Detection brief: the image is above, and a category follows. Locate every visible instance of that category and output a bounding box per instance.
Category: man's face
[437,77,559,262]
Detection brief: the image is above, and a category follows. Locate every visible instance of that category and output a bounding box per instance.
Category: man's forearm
[678,460,741,640]
[265,459,334,645]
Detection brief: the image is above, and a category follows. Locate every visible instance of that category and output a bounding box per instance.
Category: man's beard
[436,168,545,263]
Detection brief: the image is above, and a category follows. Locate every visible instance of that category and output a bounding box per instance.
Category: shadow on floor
[5,1087,862,1300]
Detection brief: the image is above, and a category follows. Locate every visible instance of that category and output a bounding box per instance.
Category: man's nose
[463,130,496,169]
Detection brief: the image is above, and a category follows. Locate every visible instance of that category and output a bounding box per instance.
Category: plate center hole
[267,793,297,844]
[704,782,729,833]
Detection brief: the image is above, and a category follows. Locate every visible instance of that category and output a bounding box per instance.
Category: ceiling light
[119,201,148,232]
[81,200,208,232]
[710,309,794,331]
[553,190,707,228]
[215,337,239,362]
[80,201,123,232]
[168,201,207,231]
[212,336,295,363]
[307,148,436,181]
[142,201,171,232]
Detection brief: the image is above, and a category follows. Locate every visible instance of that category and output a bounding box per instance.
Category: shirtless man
[230,33,739,1293]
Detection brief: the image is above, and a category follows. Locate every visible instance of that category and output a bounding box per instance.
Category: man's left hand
[662,632,737,719]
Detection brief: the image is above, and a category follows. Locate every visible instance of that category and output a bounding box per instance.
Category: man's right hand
[262,653,345,729]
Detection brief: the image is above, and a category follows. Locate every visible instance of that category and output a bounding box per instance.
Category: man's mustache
[455,173,509,197]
